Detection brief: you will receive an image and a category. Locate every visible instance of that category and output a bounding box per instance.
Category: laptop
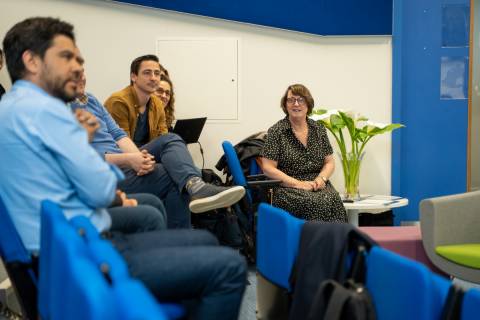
[172,117,207,144]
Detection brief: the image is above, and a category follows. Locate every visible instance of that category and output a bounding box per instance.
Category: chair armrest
[247,180,282,188]
[420,190,480,248]
[246,174,281,188]
[246,174,268,181]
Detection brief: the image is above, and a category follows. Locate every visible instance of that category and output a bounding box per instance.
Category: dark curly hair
[158,74,175,129]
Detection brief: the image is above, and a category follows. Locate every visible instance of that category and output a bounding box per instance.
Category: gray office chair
[420,190,480,283]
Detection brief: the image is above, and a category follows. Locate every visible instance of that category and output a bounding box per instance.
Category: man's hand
[75,109,99,142]
[127,150,155,176]
[116,190,137,207]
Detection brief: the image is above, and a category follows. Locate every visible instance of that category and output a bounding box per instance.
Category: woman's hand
[294,180,316,191]
[313,177,326,191]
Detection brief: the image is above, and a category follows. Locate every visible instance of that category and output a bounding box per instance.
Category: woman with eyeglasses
[154,74,175,131]
[260,84,347,222]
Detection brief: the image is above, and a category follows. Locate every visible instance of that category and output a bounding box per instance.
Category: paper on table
[356,199,398,205]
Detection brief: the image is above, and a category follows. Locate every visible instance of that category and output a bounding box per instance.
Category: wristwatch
[320,175,328,183]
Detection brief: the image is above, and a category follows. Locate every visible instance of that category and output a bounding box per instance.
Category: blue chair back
[70,214,101,242]
[39,200,63,318]
[65,253,116,320]
[249,158,261,175]
[462,288,480,320]
[41,200,106,320]
[222,141,248,187]
[87,239,130,282]
[41,200,181,320]
[366,246,451,320]
[257,203,305,290]
[0,195,38,319]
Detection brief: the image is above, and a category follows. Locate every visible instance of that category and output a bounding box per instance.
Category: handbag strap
[440,284,465,320]
[323,281,352,320]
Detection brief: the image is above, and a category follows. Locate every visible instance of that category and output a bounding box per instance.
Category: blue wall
[115,0,392,35]
[392,0,470,222]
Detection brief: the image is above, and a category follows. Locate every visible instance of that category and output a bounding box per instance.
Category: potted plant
[311,109,404,200]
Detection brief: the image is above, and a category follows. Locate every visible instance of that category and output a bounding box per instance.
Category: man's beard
[41,67,79,103]
[46,76,77,103]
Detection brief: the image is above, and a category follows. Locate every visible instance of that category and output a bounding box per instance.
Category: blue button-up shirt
[0,80,122,252]
[70,93,126,156]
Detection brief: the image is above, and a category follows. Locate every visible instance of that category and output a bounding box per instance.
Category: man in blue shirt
[71,69,245,228]
[0,17,246,320]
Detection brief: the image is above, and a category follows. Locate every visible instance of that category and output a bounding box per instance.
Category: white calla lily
[310,107,404,200]
[365,121,389,129]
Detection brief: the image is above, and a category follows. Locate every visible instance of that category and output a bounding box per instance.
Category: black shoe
[189,185,245,213]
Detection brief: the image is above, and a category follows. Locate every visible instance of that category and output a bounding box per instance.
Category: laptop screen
[172,117,207,144]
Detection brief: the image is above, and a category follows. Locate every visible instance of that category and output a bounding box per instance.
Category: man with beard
[0,17,246,320]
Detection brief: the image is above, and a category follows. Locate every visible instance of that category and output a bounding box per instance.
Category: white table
[342,195,409,226]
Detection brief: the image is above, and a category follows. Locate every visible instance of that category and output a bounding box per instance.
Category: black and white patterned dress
[261,117,347,222]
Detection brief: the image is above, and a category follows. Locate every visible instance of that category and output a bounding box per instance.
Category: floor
[239,267,257,320]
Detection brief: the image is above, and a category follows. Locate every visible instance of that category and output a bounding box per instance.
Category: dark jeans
[117,134,201,229]
[108,193,167,233]
[109,229,247,320]
[142,133,202,191]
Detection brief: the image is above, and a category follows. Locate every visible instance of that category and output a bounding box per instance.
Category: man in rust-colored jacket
[105,55,167,145]
[103,55,245,223]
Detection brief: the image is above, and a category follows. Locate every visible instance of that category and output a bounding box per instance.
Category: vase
[340,152,365,201]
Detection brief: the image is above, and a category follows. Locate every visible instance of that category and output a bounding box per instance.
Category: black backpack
[191,169,246,249]
[307,279,376,320]
[306,244,376,320]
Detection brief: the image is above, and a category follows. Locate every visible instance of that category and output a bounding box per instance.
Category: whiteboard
[156,38,239,121]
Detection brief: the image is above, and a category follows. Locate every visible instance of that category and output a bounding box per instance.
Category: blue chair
[256,203,305,320]
[257,203,473,320]
[0,195,38,320]
[366,246,451,320]
[222,141,280,205]
[257,203,305,289]
[461,287,480,320]
[222,141,281,262]
[60,243,115,320]
[77,220,184,319]
[41,200,181,320]
[40,200,102,319]
[84,236,130,282]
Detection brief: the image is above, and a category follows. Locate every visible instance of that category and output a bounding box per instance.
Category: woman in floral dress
[261,84,347,222]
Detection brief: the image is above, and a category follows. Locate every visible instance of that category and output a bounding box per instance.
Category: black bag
[197,169,256,262]
[307,279,376,320]
[359,210,394,226]
[191,208,244,248]
[201,168,223,186]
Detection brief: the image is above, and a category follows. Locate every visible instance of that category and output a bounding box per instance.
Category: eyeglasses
[286,97,306,105]
[157,88,171,97]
